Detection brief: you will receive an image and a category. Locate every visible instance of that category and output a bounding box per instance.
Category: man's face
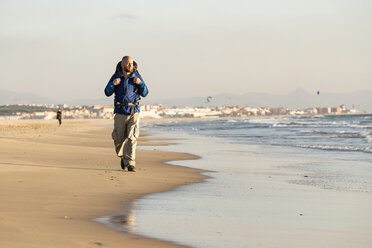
[121,58,134,73]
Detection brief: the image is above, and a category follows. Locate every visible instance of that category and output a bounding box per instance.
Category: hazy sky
[0,0,371,102]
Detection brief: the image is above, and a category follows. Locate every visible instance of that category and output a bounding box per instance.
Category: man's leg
[112,114,129,168]
[122,113,140,170]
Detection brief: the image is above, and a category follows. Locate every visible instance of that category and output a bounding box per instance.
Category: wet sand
[128,129,372,248]
[0,119,207,248]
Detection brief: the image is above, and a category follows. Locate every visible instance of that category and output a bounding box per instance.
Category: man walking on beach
[56,108,62,126]
[104,56,149,172]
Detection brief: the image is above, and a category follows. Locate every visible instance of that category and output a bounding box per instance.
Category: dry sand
[0,119,207,248]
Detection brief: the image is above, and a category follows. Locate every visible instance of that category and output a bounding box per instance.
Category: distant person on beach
[104,56,149,172]
[56,109,62,126]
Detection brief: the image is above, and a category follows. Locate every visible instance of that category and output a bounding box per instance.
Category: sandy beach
[0,119,207,248]
[1,117,372,248]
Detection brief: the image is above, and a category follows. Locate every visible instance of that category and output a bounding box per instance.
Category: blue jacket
[104,71,149,115]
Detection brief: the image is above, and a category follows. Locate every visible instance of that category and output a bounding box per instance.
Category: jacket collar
[119,71,136,78]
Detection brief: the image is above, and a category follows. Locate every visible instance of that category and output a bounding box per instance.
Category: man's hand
[133,77,141,85]
[113,78,121,86]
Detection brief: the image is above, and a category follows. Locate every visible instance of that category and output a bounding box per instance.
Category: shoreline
[0,119,208,248]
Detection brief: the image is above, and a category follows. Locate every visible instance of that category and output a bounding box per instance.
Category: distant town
[0,103,369,121]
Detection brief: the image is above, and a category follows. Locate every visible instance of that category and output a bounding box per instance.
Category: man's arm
[104,75,121,97]
[133,74,149,97]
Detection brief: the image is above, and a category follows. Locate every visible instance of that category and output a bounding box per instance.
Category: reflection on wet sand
[110,208,136,232]
[94,202,137,232]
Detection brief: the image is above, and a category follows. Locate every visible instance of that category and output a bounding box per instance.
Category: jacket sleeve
[136,73,149,97]
[104,75,116,97]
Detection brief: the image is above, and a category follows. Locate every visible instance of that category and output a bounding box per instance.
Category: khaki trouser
[112,113,140,167]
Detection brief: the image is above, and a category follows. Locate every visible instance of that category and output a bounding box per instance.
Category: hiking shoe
[127,165,136,172]
[120,158,126,171]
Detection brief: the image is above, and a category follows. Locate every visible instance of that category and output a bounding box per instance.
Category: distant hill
[0,90,56,105]
[65,97,113,107]
[1,89,371,111]
[0,90,113,106]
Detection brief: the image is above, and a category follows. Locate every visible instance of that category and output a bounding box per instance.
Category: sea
[98,114,372,248]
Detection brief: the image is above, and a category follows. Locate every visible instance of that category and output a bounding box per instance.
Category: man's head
[121,56,134,73]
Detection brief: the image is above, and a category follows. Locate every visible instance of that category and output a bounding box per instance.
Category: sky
[0,0,371,102]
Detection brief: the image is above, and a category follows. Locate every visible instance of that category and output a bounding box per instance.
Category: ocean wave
[232,118,369,130]
[299,129,372,142]
[144,115,372,154]
[330,135,365,139]
[273,122,310,127]
[292,144,372,154]
[250,120,354,128]
[216,134,264,138]
[300,130,362,136]
[199,124,271,131]
[300,130,338,135]
[362,130,372,143]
